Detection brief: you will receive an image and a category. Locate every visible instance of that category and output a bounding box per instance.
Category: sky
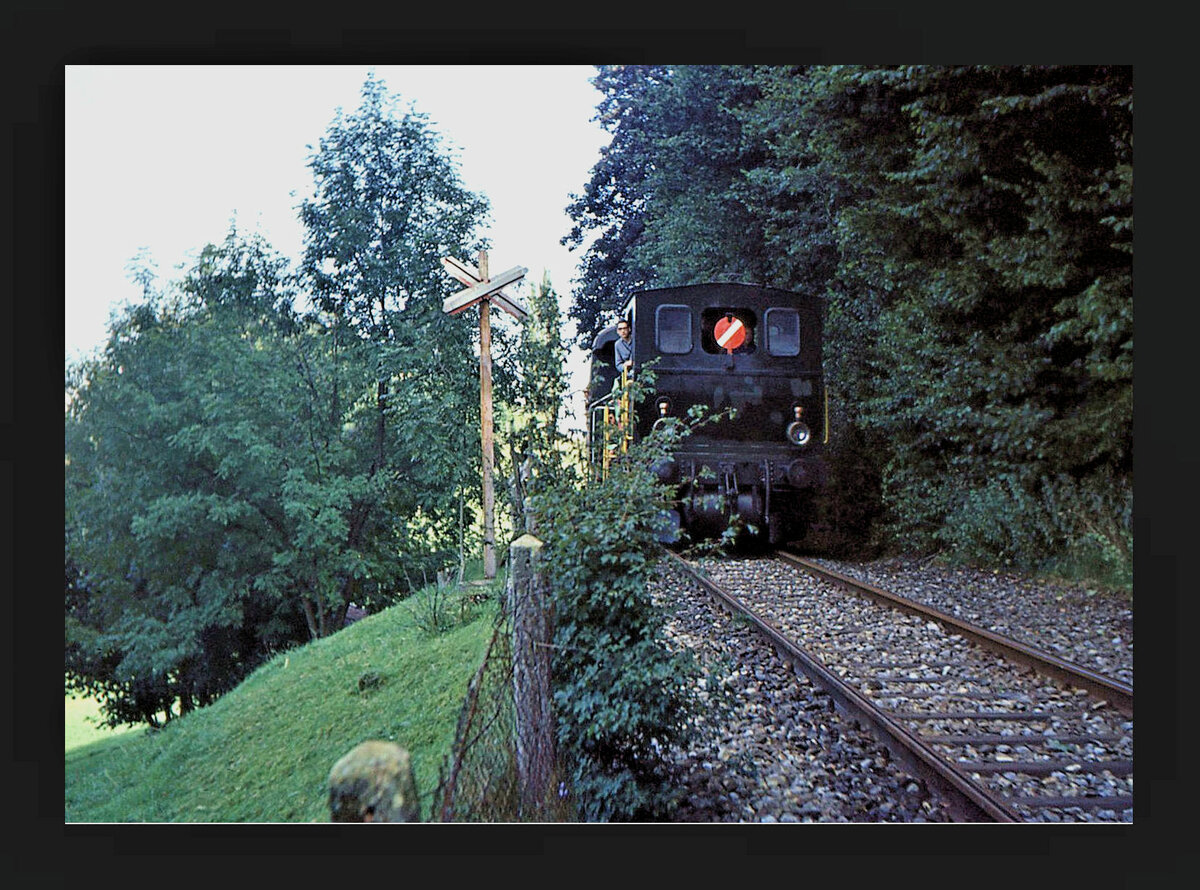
[64,64,611,429]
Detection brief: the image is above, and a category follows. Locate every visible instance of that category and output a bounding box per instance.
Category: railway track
[664,549,1134,822]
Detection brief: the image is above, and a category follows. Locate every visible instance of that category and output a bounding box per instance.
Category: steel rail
[776,551,1134,717]
[662,549,1020,823]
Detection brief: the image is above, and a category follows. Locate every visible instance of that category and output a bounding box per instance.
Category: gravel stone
[649,552,1132,823]
[812,556,1132,686]
[651,558,953,822]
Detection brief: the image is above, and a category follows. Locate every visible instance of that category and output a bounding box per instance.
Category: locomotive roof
[590,325,619,352]
[619,281,819,315]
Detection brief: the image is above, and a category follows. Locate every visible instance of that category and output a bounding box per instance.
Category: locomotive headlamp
[786,405,811,447]
[786,421,812,446]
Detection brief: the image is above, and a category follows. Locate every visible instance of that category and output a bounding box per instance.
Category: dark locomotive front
[588,282,827,546]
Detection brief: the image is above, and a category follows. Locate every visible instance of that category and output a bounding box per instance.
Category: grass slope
[65,587,498,823]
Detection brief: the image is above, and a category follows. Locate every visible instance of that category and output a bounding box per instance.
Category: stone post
[508,533,554,817]
[328,740,420,822]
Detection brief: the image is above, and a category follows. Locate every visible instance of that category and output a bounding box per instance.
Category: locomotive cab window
[656,304,693,354]
[701,307,757,354]
[765,308,801,356]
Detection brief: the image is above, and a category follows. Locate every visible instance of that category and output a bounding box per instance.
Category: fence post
[328,740,420,822]
[508,533,554,817]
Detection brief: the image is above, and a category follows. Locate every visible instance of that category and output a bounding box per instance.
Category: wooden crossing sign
[440,249,528,580]
[441,257,529,321]
[714,315,747,352]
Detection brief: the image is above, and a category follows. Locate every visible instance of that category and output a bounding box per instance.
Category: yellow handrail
[592,370,632,482]
[618,368,632,451]
[824,383,830,445]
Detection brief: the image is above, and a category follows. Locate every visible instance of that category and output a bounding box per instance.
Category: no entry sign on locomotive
[714,315,747,352]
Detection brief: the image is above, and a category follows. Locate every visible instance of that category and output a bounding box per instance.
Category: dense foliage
[564,65,1132,581]
[65,76,495,727]
[296,73,492,565]
[562,65,774,345]
[499,271,571,533]
[66,236,317,724]
[532,377,709,821]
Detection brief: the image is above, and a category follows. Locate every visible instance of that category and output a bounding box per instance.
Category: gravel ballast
[649,553,1132,823]
[811,556,1132,686]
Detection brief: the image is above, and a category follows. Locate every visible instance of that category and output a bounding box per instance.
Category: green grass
[65,580,501,823]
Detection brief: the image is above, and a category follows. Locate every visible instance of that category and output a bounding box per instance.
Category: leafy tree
[66,234,318,725]
[562,65,667,345]
[65,219,479,728]
[565,65,790,344]
[499,271,570,533]
[808,66,1133,562]
[735,66,844,299]
[628,65,774,287]
[297,72,491,561]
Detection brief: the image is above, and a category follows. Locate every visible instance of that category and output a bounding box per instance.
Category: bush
[938,472,1057,566]
[938,471,1132,590]
[818,414,886,557]
[531,380,709,821]
[1038,473,1133,591]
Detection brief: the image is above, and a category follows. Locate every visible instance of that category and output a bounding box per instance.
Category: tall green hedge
[532,381,709,821]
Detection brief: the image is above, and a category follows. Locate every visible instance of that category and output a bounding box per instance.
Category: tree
[499,272,570,533]
[628,65,775,287]
[297,73,491,562]
[64,220,465,727]
[564,65,795,328]
[808,66,1133,561]
[66,233,319,724]
[562,65,667,345]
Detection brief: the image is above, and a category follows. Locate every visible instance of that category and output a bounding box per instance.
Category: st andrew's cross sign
[442,257,529,321]
[442,249,527,579]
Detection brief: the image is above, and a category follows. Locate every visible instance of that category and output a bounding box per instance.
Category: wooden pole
[478,249,497,579]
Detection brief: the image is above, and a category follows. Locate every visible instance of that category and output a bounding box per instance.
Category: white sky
[64,64,610,429]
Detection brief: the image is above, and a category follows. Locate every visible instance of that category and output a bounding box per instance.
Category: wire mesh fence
[431,542,565,823]
[431,594,521,822]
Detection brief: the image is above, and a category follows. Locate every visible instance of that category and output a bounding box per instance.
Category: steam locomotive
[587,282,828,546]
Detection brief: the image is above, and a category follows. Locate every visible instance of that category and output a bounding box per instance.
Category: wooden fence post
[508,533,554,817]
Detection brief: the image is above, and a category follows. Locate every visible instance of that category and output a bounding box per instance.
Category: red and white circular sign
[714,316,746,351]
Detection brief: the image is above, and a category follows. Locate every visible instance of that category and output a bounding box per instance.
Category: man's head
[616,320,631,340]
